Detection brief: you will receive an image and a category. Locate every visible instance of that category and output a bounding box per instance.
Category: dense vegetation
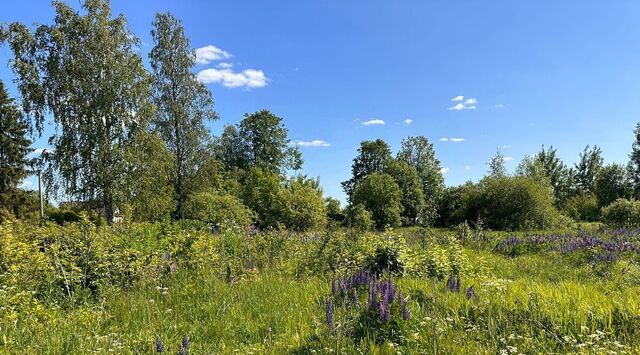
[2,0,640,353]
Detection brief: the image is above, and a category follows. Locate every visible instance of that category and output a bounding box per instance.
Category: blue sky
[3,1,640,203]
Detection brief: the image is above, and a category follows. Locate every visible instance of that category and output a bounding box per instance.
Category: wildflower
[155,336,164,353]
[466,285,477,300]
[178,335,189,355]
[446,274,461,293]
[325,298,335,332]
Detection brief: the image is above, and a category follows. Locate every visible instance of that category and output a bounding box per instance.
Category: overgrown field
[1,221,640,354]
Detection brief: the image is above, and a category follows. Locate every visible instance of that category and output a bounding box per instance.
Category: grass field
[2,222,640,354]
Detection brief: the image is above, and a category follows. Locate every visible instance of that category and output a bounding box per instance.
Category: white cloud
[494,104,505,108]
[448,96,478,111]
[294,140,331,147]
[216,62,233,69]
[197,68,268,88]
[503,157,513,162]
[362,119,385,126]
[195,45,232,64]
[404,118,413,125]
[440,137,464,142]
[502,144,512,149]
[440,167,450,174]
[18,180,32,189]
[465,165,472,170]
[32,148,45,155]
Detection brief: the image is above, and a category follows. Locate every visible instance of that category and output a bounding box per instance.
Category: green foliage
[436,183,472,227]
[563,193,600,222]
[278,176,327,231]
[629,122,640,199]
[574,145,603,194]
[384,159,426,226]
[3,0,153,223]
[595,163,631,208]
[119,132,176,222]
[487,148,507,177]
[325,197,343,222]
[460,176,566,230]
[517,146,574,206]
[149,12,218,218]
[397,136,444,224]
[184,192,254,229]
[602,198,640,228]
[352,173,402,230]
[241,167,284,229]
[344,204,374,231]
[0,79,32,197]
[342,139,392,202]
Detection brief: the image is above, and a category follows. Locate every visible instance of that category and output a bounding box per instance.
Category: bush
[352,173,402,230]
[184,192,254,229]
[278,176,327,231]
[602,198,640,228]
[459,176,566,231]
[344,204,373,231]
[563,193,600,222]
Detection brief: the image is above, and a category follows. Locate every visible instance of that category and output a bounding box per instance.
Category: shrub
[563,193,600,222]
[602,198,640,228]
[352,173,402,230]
[184,192,254,229]
[278,176,327,231]
[344,204,373,231]
[459,176,566,230]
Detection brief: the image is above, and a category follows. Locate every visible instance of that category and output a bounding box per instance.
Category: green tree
[3,0,152,223]
[517,146,573,206]
[119,132,175,222]
[215,125,249,171]
[396,136,444,223]
[594,163,631,208]
[325,197,343,221]
[278,176,327,231]
[238,110,302,173]
[487,148,507,177]
[342,139,392,202]
[628,122,640,199]
[460,176,563,230]
[0,79,32,199]
[184,191,254,229]
[574,145,603,194]
[352,172,402,230]
[241,167,284,229]
[384,159,426,225]
[149,12,218,218]
[344,204,373,231]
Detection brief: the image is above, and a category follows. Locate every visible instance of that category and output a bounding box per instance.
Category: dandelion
[155,336,164,353]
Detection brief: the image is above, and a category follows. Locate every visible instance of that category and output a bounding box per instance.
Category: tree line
[3,0,640,231]
[0,0,325,230]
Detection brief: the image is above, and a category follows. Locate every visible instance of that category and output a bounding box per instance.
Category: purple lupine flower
[446,275,461,293]
[397,290,411,320]
[466,285,477,300]
[351,288,359,306]
[325,298,335,331]
[379,298,390,322]
[367,281,378,311]
[178,335,189,355]
[155,336,164,353]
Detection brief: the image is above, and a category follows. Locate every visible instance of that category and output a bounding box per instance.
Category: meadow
[1,220,639,354]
